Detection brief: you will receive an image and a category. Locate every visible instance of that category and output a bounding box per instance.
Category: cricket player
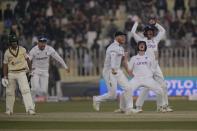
[29,36,69,101]
[93,31,135,114]
[131,17,173,112]
[2,34,35,115]
[116,41,166,113]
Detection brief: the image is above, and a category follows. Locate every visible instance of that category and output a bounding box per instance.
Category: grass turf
[0,100,197,130]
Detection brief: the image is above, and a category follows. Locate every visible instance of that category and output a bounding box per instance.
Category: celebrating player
[2,34,35,115]
[92,31,135,114]
[116,41,166,113]
[29,35,69,101]
[131,17,173,112]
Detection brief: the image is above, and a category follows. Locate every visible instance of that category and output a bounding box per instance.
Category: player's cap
[144,24,156,32]
[38,36,48,43]
[114,31,127,37]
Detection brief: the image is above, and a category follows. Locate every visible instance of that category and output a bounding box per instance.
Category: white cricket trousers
[6,71,35,112]
[31,69,49,99]
[119,76,165,111]
[95,68,132,110]
[135,65,169,108]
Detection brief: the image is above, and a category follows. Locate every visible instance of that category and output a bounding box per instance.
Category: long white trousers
[7,71,35,112]
[135,65,169,108]
[95,68,132,110]
[31,69,49,99]
[119,76,165,111]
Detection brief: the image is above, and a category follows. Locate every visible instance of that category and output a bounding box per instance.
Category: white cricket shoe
[125,108,138,115]
[135,106,143,113]
[157,106,167,113]
[5,110,13,116]
[135,108,143,113]
[93,96,100,111]
[165,105,173,112]
[27,109,36,115]
[114,108,125,113]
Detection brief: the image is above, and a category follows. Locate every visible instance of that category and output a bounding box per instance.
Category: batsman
[2,34,35,115]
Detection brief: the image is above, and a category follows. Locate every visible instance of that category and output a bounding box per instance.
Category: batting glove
[2,78,9,87]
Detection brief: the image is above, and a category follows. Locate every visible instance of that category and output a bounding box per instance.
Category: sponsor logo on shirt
[147,44,156,48]
[35,57,48,60]
[136,61,148,65]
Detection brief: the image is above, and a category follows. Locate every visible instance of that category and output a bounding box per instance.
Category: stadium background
[0,0,197,99]
[0,0,197,130]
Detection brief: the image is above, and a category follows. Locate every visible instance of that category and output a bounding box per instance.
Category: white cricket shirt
[29,45,68,71]
[129,53,155,78]
[103,40,124,70]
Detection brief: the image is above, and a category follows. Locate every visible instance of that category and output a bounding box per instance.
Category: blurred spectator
[14,0,27,20]
[76,43,88,75]
[169,19,183,39]
[73,9,88,43]
[173,0,185,19]
[83,50,93,76]
[64,34,75,50]
[140,0,156,22]
[3,3,14,20]
[0,2,2,21]
[155,0,167,18]
[3,3,14,29]
[191,25,197,48]
[9,20,20,37]
[48,60,60,96]
[126,0,141,16]
[87,15,101,49]
[188,0,197,17]
[91,38,100,75]
[0,30,8,53]
[106,18,118,39]
[124,16,134,32]
[46,0,53,18]
[182,17,195,35]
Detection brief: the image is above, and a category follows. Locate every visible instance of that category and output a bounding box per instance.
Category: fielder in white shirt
[131,17,173,112]
[29,36,69,101]
[117,41,166,113]
[93,31,135,114]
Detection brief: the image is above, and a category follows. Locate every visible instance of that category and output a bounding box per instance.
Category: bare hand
[132,15,140,23]
[112,69,117,75]
[149,18,156,25]
[127,70,133,76]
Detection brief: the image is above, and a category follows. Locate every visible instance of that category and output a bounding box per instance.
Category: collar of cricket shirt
[114,40,120,46]
[9,46,19,57]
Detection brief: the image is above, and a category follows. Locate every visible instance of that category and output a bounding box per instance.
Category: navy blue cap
[38,35,48,42]
[144,24,157,31]
[114,31,126,37]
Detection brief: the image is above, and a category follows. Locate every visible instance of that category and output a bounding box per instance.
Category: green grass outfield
[0,100,197,131]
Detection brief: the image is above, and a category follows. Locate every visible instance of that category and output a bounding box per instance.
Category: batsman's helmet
[8,34,18,47]
[9,34,18,43]
[137,41,147,51]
